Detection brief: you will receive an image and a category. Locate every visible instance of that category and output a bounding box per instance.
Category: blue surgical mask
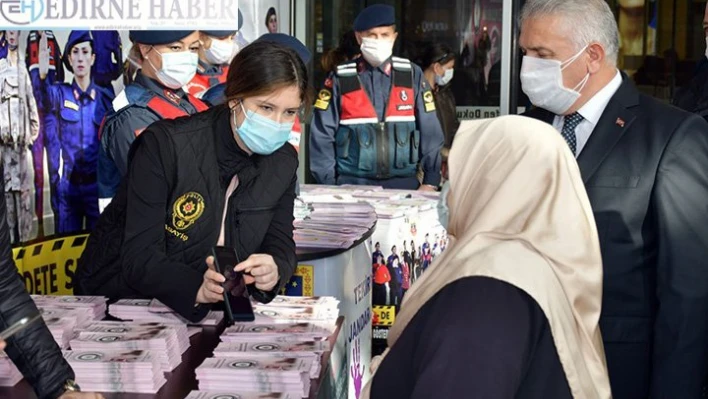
[234,102,293,155]
[437,181,450,231]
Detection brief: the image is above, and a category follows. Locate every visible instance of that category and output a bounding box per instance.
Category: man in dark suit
[519,1,708,398]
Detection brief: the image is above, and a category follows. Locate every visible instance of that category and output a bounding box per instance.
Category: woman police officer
[97,31,208,212]
[75,41,312,322]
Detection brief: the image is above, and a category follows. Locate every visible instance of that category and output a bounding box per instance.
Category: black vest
[77,106,298,300]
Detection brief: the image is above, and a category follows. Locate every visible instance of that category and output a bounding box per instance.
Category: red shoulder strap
[219,66,229,83]
[188,94,209,112]
[146,96,190,120]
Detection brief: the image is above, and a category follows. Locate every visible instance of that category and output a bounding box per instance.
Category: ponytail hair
[321,30,360,74]
[321,48,347,74]
[418,41,456,71]
[123,43,143,86]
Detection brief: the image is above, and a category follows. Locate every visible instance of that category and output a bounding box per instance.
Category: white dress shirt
[552,71,623,157]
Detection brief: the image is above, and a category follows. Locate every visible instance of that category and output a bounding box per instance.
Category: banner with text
[0,0,240,30]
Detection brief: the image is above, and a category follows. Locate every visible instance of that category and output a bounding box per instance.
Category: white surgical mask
[520,46,590,115]
[435,68,454,86]
[148,48,199,90]
[437,181,450,231]
[205,38,234,65]
[360,37,394,67]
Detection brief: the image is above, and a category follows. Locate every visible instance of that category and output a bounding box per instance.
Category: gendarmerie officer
[309,5,444,190]
[184,30,236,98]
[37,31,113,234]
[97,30,207,212]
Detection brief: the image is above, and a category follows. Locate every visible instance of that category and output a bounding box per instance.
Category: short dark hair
[417,41,456,71]
[265,7,277,26]
[224,41,313,115]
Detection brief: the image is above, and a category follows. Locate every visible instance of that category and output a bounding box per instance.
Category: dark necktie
[561,112,584,155]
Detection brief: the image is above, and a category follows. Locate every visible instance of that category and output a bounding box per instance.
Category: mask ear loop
[238,100,253,121]
[144,46,161,74]
[230,100,245,133]
[573,73,590,92]
[560,45,591,93]
[560,45,589,71]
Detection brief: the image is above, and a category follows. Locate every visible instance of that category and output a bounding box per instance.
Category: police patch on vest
[400,90,409,102]
[423,91,436,113]
[314,89,331,110]
[172,192,205,230]
[63,100,79,111]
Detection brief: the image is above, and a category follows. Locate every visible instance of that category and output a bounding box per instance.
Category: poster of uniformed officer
[1,30,123,241]
[0,30,40,244]
[238,0,291,40]
[37,31,114,235]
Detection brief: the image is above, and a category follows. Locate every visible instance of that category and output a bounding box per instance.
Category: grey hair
[520,0,619,65]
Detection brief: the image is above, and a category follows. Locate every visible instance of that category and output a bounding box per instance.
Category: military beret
[63,30,92,73]
[255,33,312,65]
[354,4,395,32]
[128,30,195,45]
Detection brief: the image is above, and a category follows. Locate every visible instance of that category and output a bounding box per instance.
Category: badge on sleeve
[314,89,332,111]
[423,91,436,113]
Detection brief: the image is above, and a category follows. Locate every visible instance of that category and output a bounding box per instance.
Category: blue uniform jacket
[309,57,444,187]
[98,73,200,201]
[201,82,227,106]
[38,80,112,187]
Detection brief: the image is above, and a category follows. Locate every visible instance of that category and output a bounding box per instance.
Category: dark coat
[0,164,74,399]
[77,105,298,321]
[525,76,708,398]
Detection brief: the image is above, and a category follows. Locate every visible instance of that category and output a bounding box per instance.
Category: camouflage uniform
[0,56,39,243]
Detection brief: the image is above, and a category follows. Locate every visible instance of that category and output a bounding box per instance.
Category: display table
[293,225,375,399]
[0,317,344,399]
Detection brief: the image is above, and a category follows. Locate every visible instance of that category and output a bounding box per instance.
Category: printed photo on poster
[369,225,449,356]
[238,0,292,42]
[402,0,503,111]
[0,30,124,243]
[1,20,249,246]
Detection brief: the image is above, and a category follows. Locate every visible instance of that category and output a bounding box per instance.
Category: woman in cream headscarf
[361,116,612,398]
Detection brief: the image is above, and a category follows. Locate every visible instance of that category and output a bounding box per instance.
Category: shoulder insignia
[423,90,436,113]
[314,89,331,111]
